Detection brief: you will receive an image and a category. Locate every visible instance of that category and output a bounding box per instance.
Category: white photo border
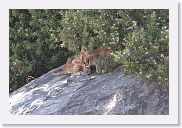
[0,0,178,124]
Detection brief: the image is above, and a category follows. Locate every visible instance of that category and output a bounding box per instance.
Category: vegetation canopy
[9,9,169,93]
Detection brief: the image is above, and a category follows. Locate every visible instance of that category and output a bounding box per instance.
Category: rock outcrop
[9,65,169,115]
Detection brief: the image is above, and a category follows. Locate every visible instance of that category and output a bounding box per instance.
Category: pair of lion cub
[52,47,112,76]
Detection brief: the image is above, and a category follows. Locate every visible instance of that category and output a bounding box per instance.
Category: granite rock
[9,65,169,115]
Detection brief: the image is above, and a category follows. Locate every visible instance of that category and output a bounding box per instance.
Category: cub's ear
[72,59,80,64]
[81,47,87,53]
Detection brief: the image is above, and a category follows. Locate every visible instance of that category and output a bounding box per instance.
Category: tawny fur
[52,48,91,76]
[84,47,112,67]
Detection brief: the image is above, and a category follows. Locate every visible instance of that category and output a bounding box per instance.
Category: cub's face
[71,57,81,65]
[83,65,91,74]
[83,53,92,67]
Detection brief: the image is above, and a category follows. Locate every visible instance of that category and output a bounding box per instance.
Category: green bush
[96,54,116,73]
[60,9,169,86]
[9,9,169,93]
[9,10,74,93]
[60,10,131,52]
[121,10,169,86]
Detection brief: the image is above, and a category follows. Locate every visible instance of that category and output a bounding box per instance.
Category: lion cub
[52,48,91,76]
[83,47,112,73]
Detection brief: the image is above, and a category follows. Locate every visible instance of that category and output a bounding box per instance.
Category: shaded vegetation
[9,9,169,93]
